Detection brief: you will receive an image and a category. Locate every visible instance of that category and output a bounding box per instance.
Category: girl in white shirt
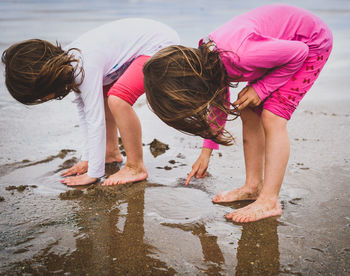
[2,18,180,186]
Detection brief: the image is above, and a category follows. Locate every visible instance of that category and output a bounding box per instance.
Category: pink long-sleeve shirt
[202,4,332,149]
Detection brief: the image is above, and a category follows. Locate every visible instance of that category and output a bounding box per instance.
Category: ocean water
[0,0,349,101]
[1,0,350,88]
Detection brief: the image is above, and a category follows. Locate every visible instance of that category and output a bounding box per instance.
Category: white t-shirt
[64,18,180,178]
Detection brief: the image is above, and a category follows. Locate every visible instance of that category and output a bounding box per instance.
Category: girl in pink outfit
[143,4,333,222]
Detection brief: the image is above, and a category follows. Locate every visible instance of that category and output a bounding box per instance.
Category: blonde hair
[143,44,239,145]
[2,39,83,105]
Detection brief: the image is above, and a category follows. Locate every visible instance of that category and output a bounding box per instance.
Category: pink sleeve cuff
[251,83,266,102]
[203,139,219,150]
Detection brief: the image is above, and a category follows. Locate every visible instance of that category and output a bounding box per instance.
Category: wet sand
[1,99,349,275]
[1,0,350,275]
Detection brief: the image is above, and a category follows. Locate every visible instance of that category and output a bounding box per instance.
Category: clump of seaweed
[149,139,169,157]
[5,185,37,192]
[59,189,84,200]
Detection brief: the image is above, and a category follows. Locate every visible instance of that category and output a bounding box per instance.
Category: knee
[240,110,248,123]
[261,110,287,132]
[108,95,130,110]
[240,108,255,124]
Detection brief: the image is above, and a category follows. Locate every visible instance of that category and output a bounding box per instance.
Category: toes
[225,212,234,219]
[212,195,220,202]
[213,192,225,202]
[104,178,115,186]
[103,172,147,186]
[64,179,72,186]
[241,215,251,223]
[226,206,253,223]
[229,205,278,223]
[66,181,75,187]
[233,213,247,223]
[66,180,80,186]
[103,177,120,186]
[102,178,109,186]
[231,213,242,223]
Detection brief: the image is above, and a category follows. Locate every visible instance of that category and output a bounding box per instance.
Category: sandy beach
[0,0,349,275]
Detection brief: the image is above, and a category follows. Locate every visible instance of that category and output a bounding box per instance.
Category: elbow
[297,43,309,63]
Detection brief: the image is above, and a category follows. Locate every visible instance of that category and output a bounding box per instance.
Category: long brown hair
[1,39,83,105]
[143,44,239,146]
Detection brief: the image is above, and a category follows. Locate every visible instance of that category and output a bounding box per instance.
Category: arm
[62,68,106,186]
[202,87,231,150]
[74,94,90,161]
[61,93,89,176]
[186,88,230,186]
[243,34,309,101]
[80,69,106,179]
[185,147,212,186]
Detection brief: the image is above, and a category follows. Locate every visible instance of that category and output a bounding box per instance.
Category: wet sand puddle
[2,146,346,276]
[0,116,349,275]
[0,139,294,276]
[0,106,349,275]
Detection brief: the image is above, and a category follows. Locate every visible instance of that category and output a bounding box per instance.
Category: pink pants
[103,55,150,106]
[257,47,332,120]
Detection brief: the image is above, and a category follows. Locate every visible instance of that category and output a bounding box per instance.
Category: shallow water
[1,0,350,275]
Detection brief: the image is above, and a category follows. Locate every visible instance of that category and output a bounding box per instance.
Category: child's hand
[61,173,97,186]
[61,161,88,177]
[233,86,261,111]
[185,147,212,186]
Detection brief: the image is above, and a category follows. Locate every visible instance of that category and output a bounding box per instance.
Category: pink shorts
[256,46,332,120]
[103,55,150,105]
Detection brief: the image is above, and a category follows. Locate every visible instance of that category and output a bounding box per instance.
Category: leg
[225,47,332,222]
[227,110,287,222]
[103,96,148,185]
[104,97,123,163]
[213,107,265,203]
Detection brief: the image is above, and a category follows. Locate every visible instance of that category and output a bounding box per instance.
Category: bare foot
[225,199,282,223]
[212,186,260,203]
[103,164,148,185]
[61,173,98,186]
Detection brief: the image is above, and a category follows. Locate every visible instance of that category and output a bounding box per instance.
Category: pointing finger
[185,169,196,186]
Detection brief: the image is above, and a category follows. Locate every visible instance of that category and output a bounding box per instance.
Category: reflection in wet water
[161,222,225,274]
[1,155,281,274]
[9,182,176,275]
[236,219,279,275]
[69,183,174,275]
[2,145,349,274]
[145,186,214,222]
